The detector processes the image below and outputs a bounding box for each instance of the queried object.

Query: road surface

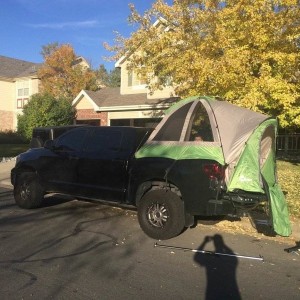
[0,187,299,299]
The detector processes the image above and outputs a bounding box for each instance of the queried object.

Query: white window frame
[17,87,30,109]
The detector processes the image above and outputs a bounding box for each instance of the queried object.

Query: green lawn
[0,144,29,158]
[277,159,300,218]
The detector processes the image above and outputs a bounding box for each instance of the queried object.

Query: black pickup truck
[11,96,291,239]
[11,125,227,240]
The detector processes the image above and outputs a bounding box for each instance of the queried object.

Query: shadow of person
[194,234,241,300]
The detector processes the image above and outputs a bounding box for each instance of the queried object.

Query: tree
[40,42,60,59]
[38,44,98,101]
[108,67,121,87]
[17,93,75,140]
[96,64,110,87]
[105,0,300,128]
[95,64,121,87]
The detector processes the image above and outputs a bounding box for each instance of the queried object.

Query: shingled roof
[82,87,178,109]
[0,55,41,79]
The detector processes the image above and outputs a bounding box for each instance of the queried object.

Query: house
[72,67,177,127]
[72,19,178,127]
[71,56,90,70]
[72,87,177,127]
[0,55,93,132]
[0,55,40,131]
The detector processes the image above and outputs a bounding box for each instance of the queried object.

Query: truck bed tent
[136,96,291,236]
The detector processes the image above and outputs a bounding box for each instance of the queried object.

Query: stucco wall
[0,80,15,130]
[0,77,40,131]
[119,61,175,99]
[76,95,95,110]
[13,77,40,130]
[0,110,14,131]
[0,80,14,111]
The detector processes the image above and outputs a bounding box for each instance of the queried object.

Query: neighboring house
[71,56,90,70]
[72,87,176,127]
[72,64,177,127]
[0,55,40,131]
[72,19,178,127]
[0,55,92,132]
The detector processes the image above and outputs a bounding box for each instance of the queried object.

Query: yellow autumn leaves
[106,0,300,128]
[38,45,98,101]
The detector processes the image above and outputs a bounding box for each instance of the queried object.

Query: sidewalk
[0,159,15,187]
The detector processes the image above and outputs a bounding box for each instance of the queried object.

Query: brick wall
[76,109,108,126]
[0,110,14,131]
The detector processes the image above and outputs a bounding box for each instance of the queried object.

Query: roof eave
[96,103,170,112]
[115,55,127,68]
[0,76,14,82]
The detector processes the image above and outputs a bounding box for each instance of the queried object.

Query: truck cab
[11,126,152,206]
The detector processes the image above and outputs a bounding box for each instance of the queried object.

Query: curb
[0,179,12,188]
[0,158,15,188]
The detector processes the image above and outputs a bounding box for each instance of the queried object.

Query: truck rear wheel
[137,189,185,240]
[14,172,44,209]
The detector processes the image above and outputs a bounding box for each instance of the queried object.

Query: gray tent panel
[206,100,268,166]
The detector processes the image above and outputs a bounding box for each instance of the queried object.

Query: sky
[0,0,162,70]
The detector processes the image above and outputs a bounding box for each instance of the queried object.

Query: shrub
[0,130,28,144]
[17,93,75,140]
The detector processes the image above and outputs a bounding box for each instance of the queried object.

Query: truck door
[76,128,129,201]
[40,127,89,194]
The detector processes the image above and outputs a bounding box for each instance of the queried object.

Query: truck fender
[135,181,194,227]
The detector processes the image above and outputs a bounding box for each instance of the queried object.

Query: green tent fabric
[227,119,277,193]
[261,149,276,186]
[268,184,292,236]
[261,142,292,236]
[135,143,225,165]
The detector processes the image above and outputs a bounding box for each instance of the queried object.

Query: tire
[137,189,185,240]
[14,172,44,209]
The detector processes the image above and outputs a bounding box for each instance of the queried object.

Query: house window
[128,71,147,87]
[128,72,133,87]
[17,88,29,108]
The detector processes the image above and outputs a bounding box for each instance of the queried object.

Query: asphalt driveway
[0,186,299,299]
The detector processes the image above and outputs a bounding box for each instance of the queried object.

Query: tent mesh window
[153,102,193,141]
[185,102,214,142]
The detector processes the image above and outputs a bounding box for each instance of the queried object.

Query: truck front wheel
[14,172,44,209]
[137,189,185,240]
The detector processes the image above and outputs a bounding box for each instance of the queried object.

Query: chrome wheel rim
[20,182,31,201]
[147,203,168,228]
